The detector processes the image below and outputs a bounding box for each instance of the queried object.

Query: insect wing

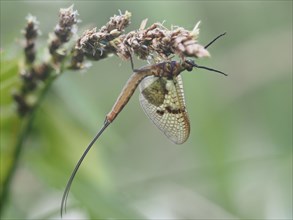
[139,75,190,144]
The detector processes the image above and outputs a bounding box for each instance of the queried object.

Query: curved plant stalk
[0,74,58,215]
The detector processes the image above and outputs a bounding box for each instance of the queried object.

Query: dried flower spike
[12,92,31,116]
[100,10,131,35]
[23,14,40,64]
[32,63,51,80]
[115,21,210,62]
[72,10,131,63]
[55,5,79,43]
[20,70,37,93]
[49,5,79,61]
[70,47,84,69]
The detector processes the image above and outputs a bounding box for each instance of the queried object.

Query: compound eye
[186,65,193,71]
[185,60,194,71]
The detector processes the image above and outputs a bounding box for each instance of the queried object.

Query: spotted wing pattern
[139,75,190,144]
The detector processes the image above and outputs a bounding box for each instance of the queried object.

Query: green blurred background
[1,1,292,219]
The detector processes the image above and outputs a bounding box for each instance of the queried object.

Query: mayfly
[61,33,227,216]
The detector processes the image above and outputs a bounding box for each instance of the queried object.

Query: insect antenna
[194,63,227,76]
[61,120,111,217]
[204,32,226,49]
[185,60,227,76]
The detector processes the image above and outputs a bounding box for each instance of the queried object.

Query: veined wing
[139,75,190,144]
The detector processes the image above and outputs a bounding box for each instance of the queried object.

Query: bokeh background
[1,1,292,219]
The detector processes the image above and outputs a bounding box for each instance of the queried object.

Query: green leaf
[0,54,22,194]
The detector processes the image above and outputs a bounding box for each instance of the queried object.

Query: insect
[61,33,227,216]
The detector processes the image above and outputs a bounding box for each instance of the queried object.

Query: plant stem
[0,74,58,216]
